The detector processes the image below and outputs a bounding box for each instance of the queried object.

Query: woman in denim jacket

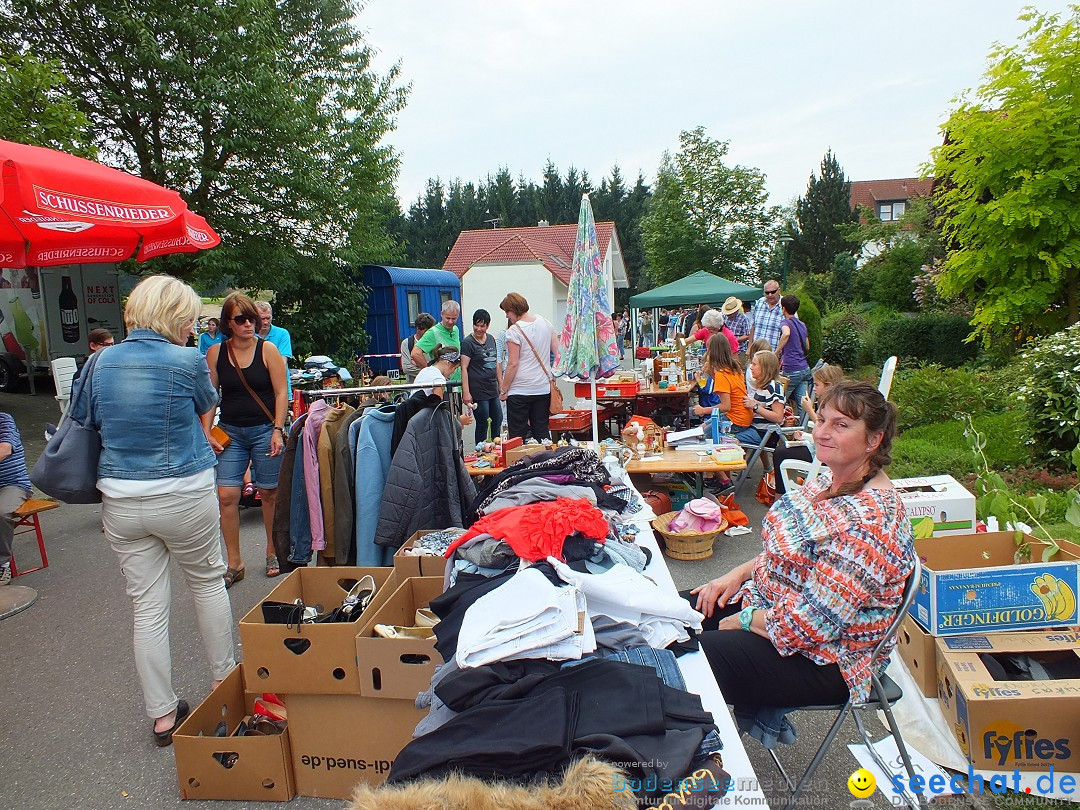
[79,275,236,746]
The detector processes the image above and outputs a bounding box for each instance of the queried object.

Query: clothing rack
[302,380,463,402]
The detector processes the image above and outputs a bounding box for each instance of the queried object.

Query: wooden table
[467,446,746,497]
[588,382,697,432]
[626,447,746,497]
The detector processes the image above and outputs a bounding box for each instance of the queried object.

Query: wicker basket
[652,510,727,561]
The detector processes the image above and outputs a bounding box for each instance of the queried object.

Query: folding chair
[732,423,784,497]
[763,557,926,809]
[51,357,78,417]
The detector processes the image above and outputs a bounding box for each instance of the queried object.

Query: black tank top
[217,338,276,426]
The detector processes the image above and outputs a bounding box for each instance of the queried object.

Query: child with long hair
[744,338,771,397]
[740,349,786,471]
[692,334,752,492]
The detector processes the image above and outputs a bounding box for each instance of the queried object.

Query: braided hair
[813,380,897,501]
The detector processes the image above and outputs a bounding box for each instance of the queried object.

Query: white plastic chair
[878,355,898,399]
[51,357,78,417]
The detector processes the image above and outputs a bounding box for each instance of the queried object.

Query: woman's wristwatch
[273,425,286,434]
[739,605,756,632]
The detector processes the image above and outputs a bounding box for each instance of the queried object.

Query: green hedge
[890,412,1030,479]
[871,314,978,367]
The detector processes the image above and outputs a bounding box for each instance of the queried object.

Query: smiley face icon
[847,768,876,798]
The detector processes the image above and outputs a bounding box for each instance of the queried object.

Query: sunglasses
[764,289,779,295]
[231,314,255,325]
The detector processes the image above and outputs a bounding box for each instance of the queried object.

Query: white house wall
[461,262,559,333]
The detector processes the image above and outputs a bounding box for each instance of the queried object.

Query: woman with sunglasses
[205,293,289,587]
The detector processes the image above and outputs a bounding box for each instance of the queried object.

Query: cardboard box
[393,530,451,579]
[174,665,295,801]
[355,577,445,699]
[661,482,694,510]
[897,614,940,698]
[284,692,424,799]
[893,474,976,537]
[935,631,1080,771]
[912,533,1080,635]
[496,436,521,466]
[504,443,548,466]
[239,567,398,695]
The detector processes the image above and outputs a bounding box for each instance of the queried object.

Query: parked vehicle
[0,264,125,391]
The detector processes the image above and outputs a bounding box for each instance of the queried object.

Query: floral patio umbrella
[554,194,620,379]
[554,194,620,446]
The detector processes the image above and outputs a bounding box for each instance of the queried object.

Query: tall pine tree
[793,149,858,275]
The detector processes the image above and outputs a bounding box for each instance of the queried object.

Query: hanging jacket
[392,391,443,457]
[376,402,476,551]
[271,414,307,574]
[354,405,398,566]
[331,408,365,564]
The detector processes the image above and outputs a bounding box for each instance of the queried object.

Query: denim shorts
[215,422,283,489]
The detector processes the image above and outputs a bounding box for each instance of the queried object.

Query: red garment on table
[445,497,609,562]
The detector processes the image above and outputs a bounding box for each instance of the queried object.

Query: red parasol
[0,139,220,267]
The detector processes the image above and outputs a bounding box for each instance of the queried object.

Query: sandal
[224,566,246,589]
[265,555,281,578]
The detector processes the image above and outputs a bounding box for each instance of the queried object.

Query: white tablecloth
[629,484,768,805]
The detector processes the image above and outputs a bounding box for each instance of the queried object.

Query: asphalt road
[0,380,979,810]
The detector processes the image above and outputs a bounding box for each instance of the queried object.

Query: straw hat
[721,296,742,316]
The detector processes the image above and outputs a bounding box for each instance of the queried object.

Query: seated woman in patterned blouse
[685,380,914,708]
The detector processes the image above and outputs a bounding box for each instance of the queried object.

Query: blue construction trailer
[360,265,462,373]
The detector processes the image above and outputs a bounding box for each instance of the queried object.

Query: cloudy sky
[359,1,1069,211]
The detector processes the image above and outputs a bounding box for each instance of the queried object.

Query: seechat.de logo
[982,729,1071,767]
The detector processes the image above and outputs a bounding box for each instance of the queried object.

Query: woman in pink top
[681,308,738,354]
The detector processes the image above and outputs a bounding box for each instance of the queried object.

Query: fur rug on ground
[348,756,636,810]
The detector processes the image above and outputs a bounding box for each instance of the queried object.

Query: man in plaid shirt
[749,280,784,349]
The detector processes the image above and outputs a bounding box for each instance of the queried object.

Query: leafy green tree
[931,6,1080,344]
[828,252,856,304]
[3,0,408,358]
[0,50,94,156]
[793,149,858,275]
[855,239,923,311]
[641,127,779,286]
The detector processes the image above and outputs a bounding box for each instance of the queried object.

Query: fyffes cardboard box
[893,474,976,537]
[912,533,1080,635]
[935,631,1080,771]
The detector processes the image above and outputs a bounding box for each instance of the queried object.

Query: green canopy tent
[629,270,763,309]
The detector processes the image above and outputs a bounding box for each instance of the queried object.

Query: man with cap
[722,296,750,356]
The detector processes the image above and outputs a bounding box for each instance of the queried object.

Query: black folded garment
[389,687,579,784]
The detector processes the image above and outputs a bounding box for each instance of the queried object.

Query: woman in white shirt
[498,292,558,441]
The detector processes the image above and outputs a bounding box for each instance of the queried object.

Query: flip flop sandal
[265,555,281,578]
[224,567,245,589]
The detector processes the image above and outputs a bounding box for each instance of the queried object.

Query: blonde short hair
[752,350,780,385]
[124,275,201,345]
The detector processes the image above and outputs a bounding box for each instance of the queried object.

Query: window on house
[878,201,907,222]
[407,291,421,326]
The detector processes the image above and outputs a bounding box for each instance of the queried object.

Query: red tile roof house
[849,177,934,261]
[443,222,628,335]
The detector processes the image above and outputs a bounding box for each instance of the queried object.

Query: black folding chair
[763,556,927,809]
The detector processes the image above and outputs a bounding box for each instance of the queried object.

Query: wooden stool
[9,498,60,577]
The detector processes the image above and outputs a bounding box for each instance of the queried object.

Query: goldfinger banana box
[935,631,1080,771]
[912,533,1080,636]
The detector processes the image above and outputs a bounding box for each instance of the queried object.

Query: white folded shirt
[455,567,595,668]
[548,557,704,647]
